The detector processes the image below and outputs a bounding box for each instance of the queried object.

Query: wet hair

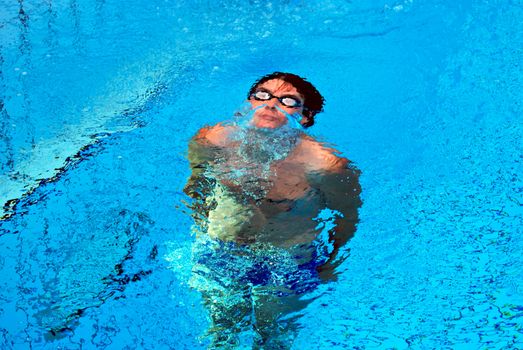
[247,72,325,128]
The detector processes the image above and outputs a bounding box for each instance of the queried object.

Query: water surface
[1,0,522,348]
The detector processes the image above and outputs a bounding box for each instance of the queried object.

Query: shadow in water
[10,208,157,340]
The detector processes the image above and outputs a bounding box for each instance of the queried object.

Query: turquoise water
[1,0,522,348]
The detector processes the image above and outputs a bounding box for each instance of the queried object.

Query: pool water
[1,0,522,348]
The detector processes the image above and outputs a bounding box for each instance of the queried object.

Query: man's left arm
[307,160,362,280]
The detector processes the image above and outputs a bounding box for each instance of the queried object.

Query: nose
[265,97,278,109]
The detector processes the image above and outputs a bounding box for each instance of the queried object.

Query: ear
[300,110,315,126]
[299,115,309,124]
[303,109,315,118]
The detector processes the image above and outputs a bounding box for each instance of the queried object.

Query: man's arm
[183,137,215,200]
[303,141,362,280]
[183,123,234,199]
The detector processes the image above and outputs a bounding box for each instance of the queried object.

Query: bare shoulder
[292,135,349,172]
[194,123,236,147]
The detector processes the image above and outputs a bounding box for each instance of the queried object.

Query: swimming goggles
[250,90,303,108]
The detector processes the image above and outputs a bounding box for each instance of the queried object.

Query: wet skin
[186,78,361,262]
[184,79,361,347]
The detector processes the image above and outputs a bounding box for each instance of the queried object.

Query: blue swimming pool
[1,0,522,348]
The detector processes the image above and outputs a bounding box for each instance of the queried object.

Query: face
[248,79,306,129]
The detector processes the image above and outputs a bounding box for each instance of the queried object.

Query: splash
[207,103,306,202]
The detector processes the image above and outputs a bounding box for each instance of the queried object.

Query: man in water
[184,72,361,349]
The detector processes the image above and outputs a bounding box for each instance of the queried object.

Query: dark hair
[247,72,325,128]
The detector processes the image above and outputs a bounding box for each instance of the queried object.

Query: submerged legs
[202,284,254,348]
[192,247,317,349]
[200,284,309,349]
[251,287,310,349]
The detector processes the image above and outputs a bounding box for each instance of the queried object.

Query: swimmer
[184,72,361,349]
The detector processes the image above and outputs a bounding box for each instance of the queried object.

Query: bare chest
[265,161,311,201]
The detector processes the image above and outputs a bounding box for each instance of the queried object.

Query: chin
[256,123,282,129]
[258,123,277,129]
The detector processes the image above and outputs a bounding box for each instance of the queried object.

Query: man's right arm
[194,123,233,147]
[184,123,235,199]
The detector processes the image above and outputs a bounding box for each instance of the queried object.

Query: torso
[195,124,346,247]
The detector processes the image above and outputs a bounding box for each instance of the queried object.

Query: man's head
[247,72,324,129]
